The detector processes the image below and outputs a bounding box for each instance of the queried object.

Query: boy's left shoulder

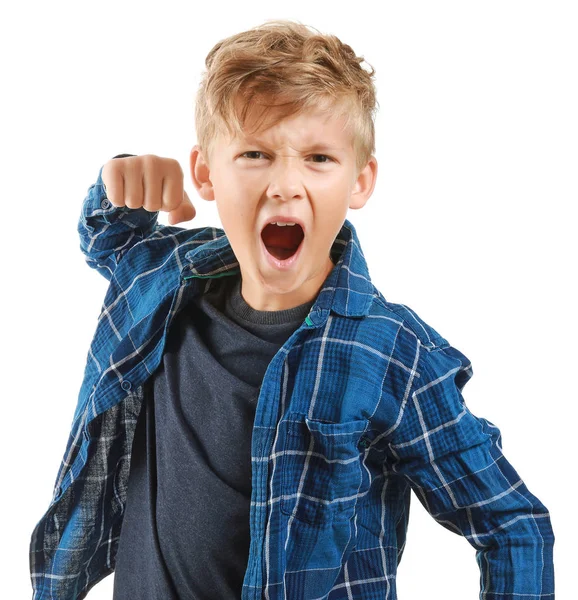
[365,287,474,391]
[368,287,450,351]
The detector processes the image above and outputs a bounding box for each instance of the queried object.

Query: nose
[266,156,306,201]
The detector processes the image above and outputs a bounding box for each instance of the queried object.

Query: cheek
[216,201,253,244]
[318,202,349,240]
[231,169,261,189]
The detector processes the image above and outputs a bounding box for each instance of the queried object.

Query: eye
[309,154,333,163]
[240,151,267,160]
[239,151,334,163]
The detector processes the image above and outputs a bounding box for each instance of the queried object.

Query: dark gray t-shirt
[112,272,315,599]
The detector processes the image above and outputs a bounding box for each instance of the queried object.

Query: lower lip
[260,231,305,271]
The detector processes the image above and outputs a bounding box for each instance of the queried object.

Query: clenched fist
[101,154,196,226]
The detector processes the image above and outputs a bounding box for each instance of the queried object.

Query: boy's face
[190,104,377,312]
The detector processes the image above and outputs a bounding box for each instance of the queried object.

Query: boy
[29,19,554,600]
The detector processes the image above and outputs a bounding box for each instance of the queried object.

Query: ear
[349,155,378,210]
[190,144,216,201]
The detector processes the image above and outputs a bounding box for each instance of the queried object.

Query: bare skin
[101,154,196,226]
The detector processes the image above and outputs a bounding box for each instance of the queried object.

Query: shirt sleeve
[386,342,555,598]
[77,153,161,281]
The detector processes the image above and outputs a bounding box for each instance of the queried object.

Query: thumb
[168,191,196,225]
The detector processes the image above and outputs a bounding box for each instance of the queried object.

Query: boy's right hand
[101,154,196,226]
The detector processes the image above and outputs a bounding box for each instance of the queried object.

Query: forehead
[225,105,354,151]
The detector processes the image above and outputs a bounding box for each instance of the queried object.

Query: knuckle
[125,195,140,208]
[146,194,162,211]
[163,157,183,180]
[172,159,184,178]
[163,196,180,212]
[140,153,158,168]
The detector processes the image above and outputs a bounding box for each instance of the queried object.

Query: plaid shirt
[29,162,555,600]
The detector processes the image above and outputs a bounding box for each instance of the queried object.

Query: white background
[1,1,576,598]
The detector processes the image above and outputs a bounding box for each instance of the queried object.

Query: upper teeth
[272,221,296,226]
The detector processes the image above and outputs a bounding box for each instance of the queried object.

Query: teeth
[272,221,296,226]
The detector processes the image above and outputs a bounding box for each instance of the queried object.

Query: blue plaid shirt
[29,162,555,599]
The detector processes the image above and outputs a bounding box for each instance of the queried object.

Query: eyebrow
[239,138,345,153]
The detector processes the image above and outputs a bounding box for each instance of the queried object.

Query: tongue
[261,223,303,250]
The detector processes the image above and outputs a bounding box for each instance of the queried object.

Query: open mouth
[261,222,305,261]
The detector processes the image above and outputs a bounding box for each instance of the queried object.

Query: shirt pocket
[279,415,370,526]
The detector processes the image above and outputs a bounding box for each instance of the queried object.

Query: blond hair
[194,19,378,176]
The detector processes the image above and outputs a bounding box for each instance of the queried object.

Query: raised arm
[386,342,555,598]
[77,153,195,281]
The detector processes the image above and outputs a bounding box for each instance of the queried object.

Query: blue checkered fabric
[29,163,555,599]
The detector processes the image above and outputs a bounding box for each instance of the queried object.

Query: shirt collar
[183,218,374,318]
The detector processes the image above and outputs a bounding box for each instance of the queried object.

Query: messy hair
[194,19,378,175]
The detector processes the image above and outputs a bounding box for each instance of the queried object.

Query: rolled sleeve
[77,155,160,280]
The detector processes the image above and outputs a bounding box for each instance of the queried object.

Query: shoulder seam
[371,294,448,351]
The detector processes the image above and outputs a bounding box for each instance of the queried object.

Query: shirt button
[101,198,111,209]
[121,380,132,391]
